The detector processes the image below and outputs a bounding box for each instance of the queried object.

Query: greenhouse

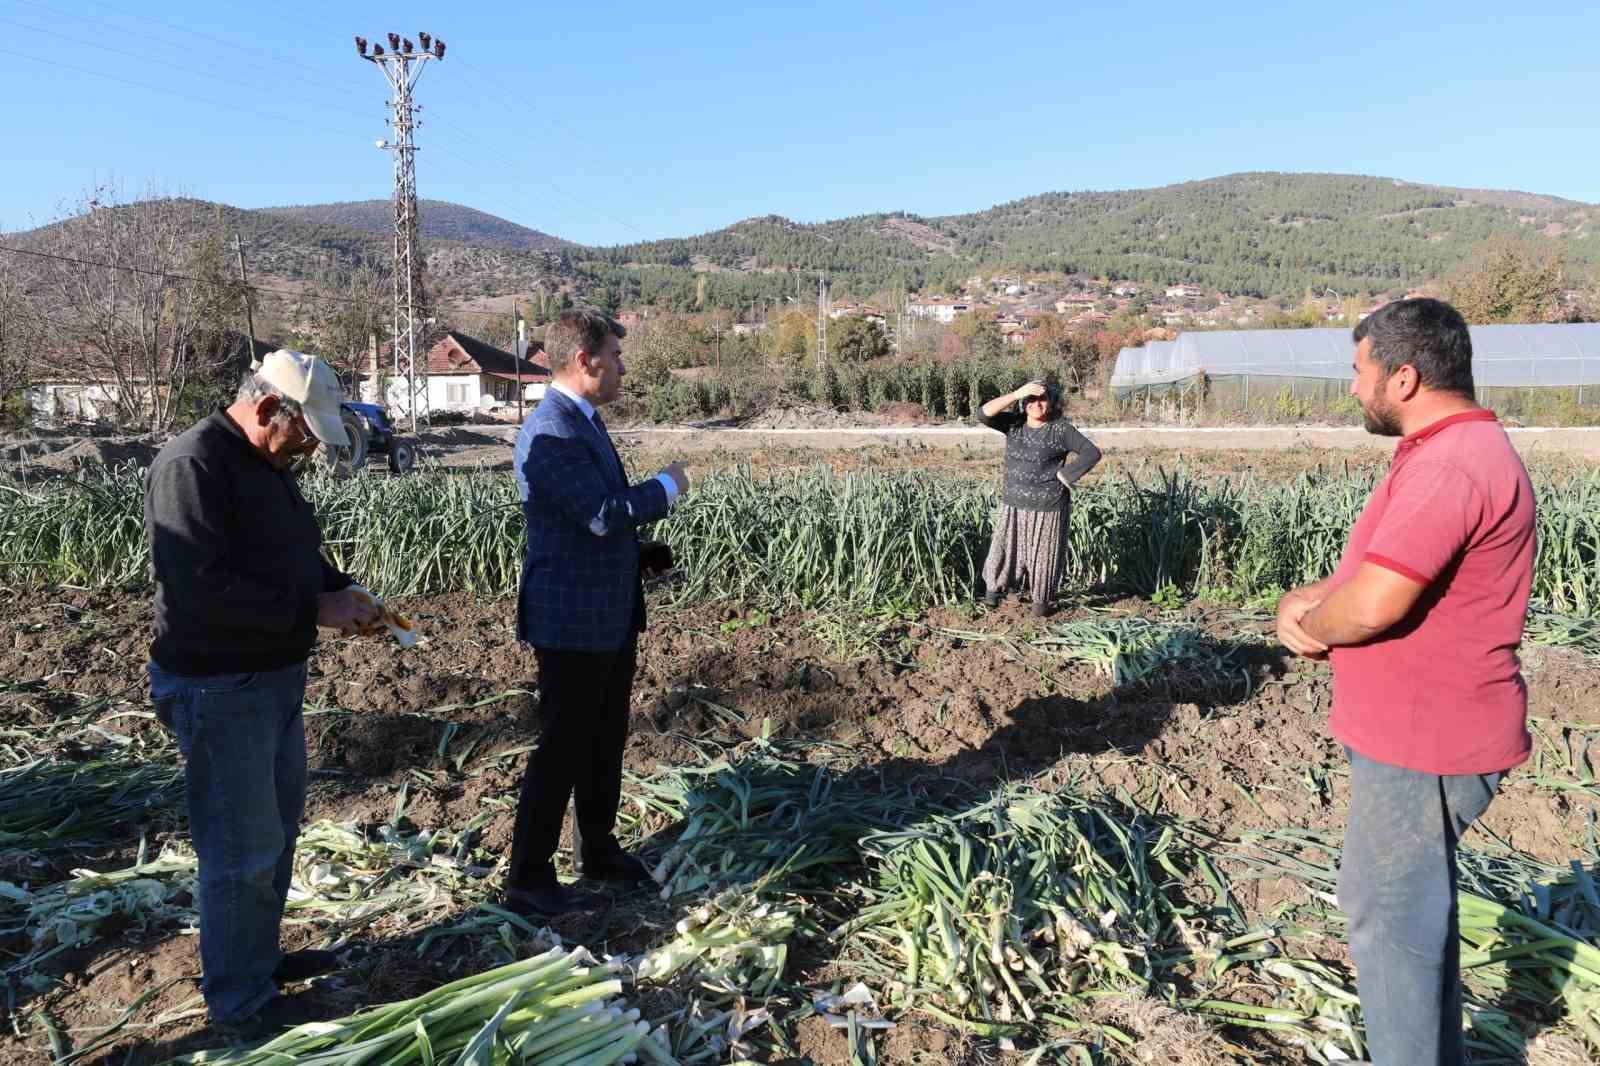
[1111,323,1600,416]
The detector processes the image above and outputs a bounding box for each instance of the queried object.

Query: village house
[906,298,971,324]
[366,331,549,412]
[1053,293,1100,314]
[23,332,275,427]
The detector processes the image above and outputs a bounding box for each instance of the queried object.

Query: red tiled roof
[422,331,547,380]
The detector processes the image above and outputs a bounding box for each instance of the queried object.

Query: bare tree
[33,187,247,431]
[288,263,391,385]
[0,249,44,423]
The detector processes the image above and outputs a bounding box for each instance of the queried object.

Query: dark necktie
[590,412,624,485]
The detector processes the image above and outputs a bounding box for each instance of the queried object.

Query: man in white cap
[144,350,381,1029]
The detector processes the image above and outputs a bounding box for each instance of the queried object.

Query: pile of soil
[738,403,894,430]
[1,435,164,478]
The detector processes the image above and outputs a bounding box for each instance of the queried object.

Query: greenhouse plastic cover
[1110,324,1600,388]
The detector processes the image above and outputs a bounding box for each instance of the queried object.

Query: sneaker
[983,591,1001,608]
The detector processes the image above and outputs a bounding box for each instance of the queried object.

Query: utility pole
[816,271,829,368]
[355,30,445,433]
[514,297,526,424]
[234,235,260,369]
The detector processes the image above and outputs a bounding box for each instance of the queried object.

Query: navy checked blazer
[514,389,670,652]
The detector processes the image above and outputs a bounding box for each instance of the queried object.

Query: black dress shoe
[213,993,317,1038]
[578,848,653,884]
[501,880,601,918]
[272,948,339,985]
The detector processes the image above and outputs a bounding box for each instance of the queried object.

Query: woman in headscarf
[977,381,1101,616]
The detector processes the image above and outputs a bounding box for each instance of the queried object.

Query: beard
[1362,395,1402,437]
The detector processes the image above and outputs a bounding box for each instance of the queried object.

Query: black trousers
[506,638,637,890]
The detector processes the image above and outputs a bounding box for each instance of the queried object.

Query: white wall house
[24,382,127,425]
[906,299,971,324]
[22,334,272,428]
[365,331,548,414]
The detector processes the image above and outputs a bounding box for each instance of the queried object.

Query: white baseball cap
[256,350,350,448]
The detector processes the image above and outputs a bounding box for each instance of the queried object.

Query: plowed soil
[4,585,1598,1064]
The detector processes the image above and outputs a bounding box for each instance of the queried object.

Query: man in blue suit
[505,307,689,916]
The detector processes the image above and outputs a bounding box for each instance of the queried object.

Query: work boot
[272,948,339,985]
[212,994,317,1041]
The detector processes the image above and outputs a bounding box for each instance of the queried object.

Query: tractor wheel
[341,411,369,470]
[387,438,417,474]
[314,411,368,478]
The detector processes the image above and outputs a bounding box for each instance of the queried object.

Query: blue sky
[3,0,1597,246]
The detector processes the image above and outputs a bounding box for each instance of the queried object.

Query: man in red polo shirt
[1276,298,1535,1066]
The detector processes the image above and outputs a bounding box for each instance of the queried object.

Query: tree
[289,264,390,385]
[0,251,43,423]
[629,317,703,387]
[1024,313,1096,388]
[764,307,815,366]
[828,315,890,362]
[33,189,248,431]
[1444,236,1564,324]
[968,318,1006,361]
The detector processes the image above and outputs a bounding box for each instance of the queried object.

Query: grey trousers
[1338,747,1502,1066]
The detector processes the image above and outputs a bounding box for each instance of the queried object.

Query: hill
[587,172,1600,305]
[9,174,1597,315]
[7,198,578,301]
[254,199,570,253]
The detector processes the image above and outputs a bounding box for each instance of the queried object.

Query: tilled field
[4,583,1598,1064]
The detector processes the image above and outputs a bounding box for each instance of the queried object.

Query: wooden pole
[235,235,260,369]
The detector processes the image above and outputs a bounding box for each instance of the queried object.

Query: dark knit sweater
[977,409,1102,511]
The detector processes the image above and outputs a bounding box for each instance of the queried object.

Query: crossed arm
[1276,564,1427,658]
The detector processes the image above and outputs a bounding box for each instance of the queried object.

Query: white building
[906,299,971,324]
[366,331,549,413]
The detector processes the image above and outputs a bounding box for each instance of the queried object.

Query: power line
[11,0,371,100]
[0,15,377,124]
[8,5,655,246]
[0,47,364,142]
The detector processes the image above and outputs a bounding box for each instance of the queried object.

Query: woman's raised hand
[1016,381,1048,400]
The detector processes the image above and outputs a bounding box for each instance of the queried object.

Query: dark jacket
[514,389,670,652]
[978,409,1102,511]
[144,409,351,676]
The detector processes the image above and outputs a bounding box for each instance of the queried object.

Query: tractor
[319,402,417,475]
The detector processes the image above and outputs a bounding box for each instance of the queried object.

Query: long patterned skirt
[981,503,1070,604]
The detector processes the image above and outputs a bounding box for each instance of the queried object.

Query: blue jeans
[1338,747,1502,1066]
[149,660,308,1022]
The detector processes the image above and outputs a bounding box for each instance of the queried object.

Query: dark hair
[1351,298,1474,398]
[545,307,626,373]
[1015,382,1061,420]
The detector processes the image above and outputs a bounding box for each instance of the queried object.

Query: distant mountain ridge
[592,172,1599,302]
[10,174,1597,309]
[254,199,570,253]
